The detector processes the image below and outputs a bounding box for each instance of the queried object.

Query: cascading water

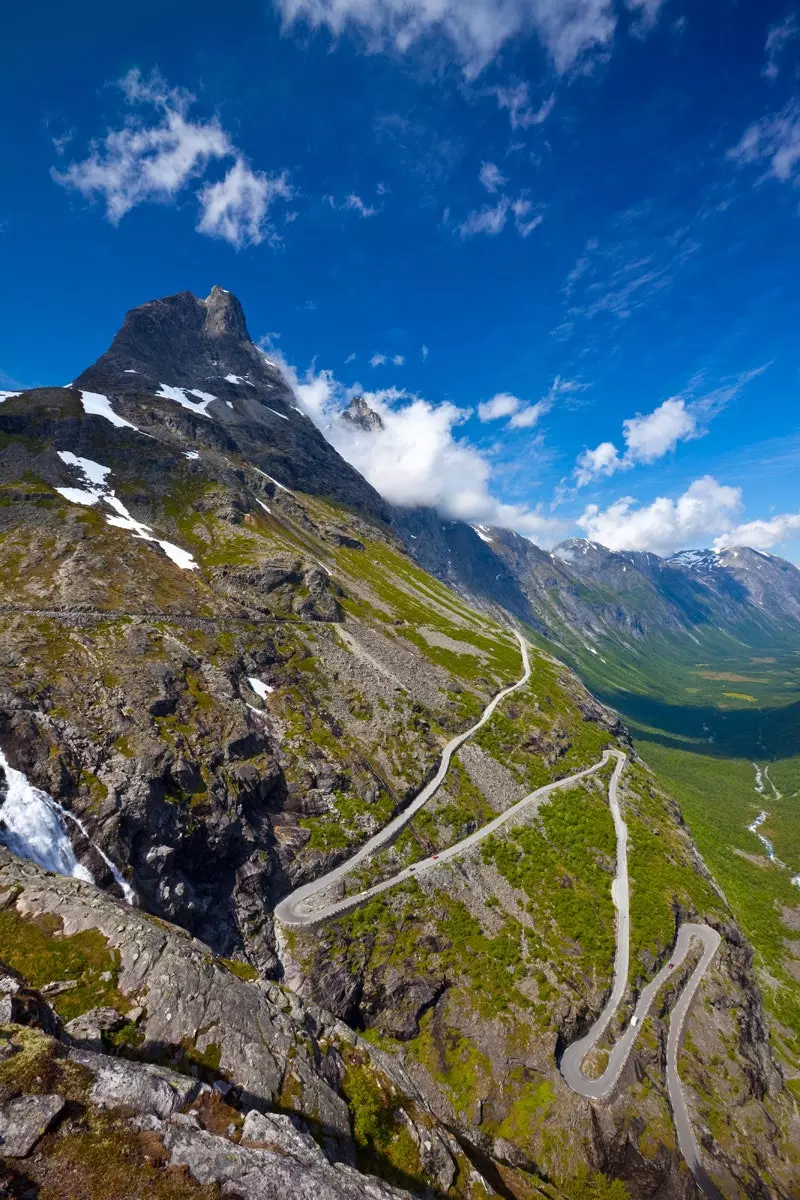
[0,747,135,903]
[749,762,800,889]
[0,748,94,882]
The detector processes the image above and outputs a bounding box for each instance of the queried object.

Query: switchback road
[275,635,723,1197]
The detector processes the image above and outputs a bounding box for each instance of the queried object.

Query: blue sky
[2,0,799,558]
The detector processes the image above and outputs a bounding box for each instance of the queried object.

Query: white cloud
[575,397,701,485]
[345,352,356,363]
[574,369,765,486]
[275,0,616,76]
[579,476,743,555]
[728,100,800,184]
[493,83,554,130]
[421,344,429,361]
[575,440,620,485]
[478,391,550,429]
[370,353,387,366]
[198,161,292,247]
[270,350,565,541]
[392,354,405,366]
[509,400,548,428]
[52,69,290,246]
[714,511,800,551]
[764,15,799,80]
[622,396,696,463]
[479,161,506,193]
[478,392,520,421]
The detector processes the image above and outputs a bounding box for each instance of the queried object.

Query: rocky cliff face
[0,849,476,1198]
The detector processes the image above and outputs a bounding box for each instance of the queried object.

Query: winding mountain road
[275,634,723,1198]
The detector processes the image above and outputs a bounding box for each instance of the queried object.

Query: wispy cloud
[459,175,543,239]
[459,197,510,237]
[341,192,378,217]
[763,14,799,80]
[479,161,506,193]
[626,0,669,34]
[555,219,700,338]
[728,100,800,185]
[51,128,75,156]
[492,83,554,130]
[52,69,291,247]
[275,0,617,76]
[370,353,387,367]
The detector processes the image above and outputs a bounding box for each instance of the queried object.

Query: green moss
[0,908,128,1022]
[410,1009,492,1117]
[81,770,109,813]
[218,956,260,982]
[492,1076,555,1143]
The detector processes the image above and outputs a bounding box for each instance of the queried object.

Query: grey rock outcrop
[145,1112,411,1199]
[0,1094,64,1157]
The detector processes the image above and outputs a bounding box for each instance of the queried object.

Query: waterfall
[0,747,135,903]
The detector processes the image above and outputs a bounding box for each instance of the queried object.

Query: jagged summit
[76,285,267,393]
[340,394,384,432]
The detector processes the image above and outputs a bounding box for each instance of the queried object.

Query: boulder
[0,1094,64,1157]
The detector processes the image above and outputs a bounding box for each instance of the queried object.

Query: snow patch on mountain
[80,390,142,432]
[56,452,199,571]
[156,383,218,418]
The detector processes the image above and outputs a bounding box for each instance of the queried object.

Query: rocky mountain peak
[75,285,264,393]
[340,395,384,432]
[202,284,250,340]
[552,537,615,566]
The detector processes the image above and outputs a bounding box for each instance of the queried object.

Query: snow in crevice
[224,374,253,385]
[256,499,272,515]
[184,451,200,461]
[156,384,217,418]
[56,453,199,571]
[79,390,143,433]
[252,466,292,493]
[248,677,274,700]
[266,407,289,421]
[470,524,493,544]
